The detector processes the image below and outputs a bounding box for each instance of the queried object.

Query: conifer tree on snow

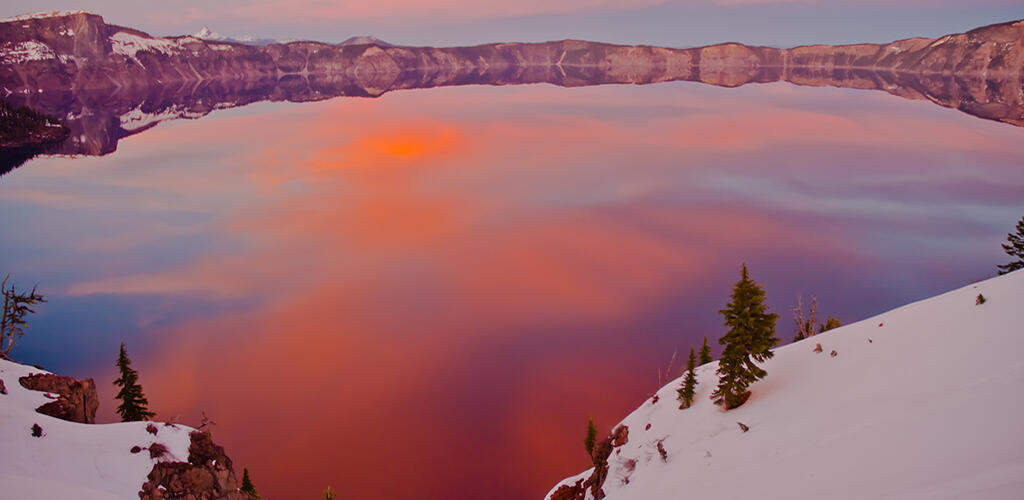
[711,264,779,410]
[584,417,597,458]
[998,216,1024,275]
[113,343,155,422]
[240,468,260,498]
[699,335,712,365]
[677,347,698,409]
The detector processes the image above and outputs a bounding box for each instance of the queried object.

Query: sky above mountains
[2,1,1023,47]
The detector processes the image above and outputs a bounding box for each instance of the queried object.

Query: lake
[2,78,1023,499]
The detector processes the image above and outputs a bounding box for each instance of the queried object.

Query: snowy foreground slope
[0,360,195,499]
[548,270,1024,500]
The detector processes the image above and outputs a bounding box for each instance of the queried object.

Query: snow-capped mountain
[192,26,288,46]
[339,35,393,47]
[547,270,1024,500]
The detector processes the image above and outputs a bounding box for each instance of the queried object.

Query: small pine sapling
[240,468,260,498]
[31,423,42,437]
[584,418,597,458]
[819,316,841,333]
[324,486,337,500]
[677,347,698,409]
[976,293,986,305]
[699,335,712,365]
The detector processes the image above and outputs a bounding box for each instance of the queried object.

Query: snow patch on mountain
[547,270,1024,500]
[110,31,187,58]
[0,358,196,499]
[0,11,87,23]
[0,41,58,63]
[119,105,211,131]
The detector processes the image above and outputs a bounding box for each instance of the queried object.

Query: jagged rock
[0,378,6,395]
[18,373,98,423]
[550,479,586,500]
[611,425,629,447]
[139,430,252,500]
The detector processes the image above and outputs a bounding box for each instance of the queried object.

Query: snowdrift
[548,270,1024,500]
[0,359,195,499]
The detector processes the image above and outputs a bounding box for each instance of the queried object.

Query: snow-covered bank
[0,358,193,499]
[548,270,1024,500]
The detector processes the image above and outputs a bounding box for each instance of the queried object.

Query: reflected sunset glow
[2,81,1023,499]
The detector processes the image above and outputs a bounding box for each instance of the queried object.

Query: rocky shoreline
[0,13,1021,161]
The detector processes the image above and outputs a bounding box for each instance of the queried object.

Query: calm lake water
[2,80,1023,499]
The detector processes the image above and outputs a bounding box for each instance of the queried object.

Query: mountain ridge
[0,12,1022,161]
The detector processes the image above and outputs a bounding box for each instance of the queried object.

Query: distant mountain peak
[192,26,283,46]
[340,35,393,47]
[194,26,217,39]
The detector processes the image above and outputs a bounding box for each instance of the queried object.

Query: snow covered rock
[546,270,1024,500]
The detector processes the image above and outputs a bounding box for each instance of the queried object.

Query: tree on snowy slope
[711,264,779,410]
[240,468,259,498]
[699,335,712,365]
[677,347,698,409]
[998,216,1024,275]
[113,343,155,421]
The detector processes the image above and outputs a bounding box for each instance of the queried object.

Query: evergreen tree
[818,317,841,333]
[583,417,597,458]
[998,216,1024,275]
[677,347,698,409]
[240,468,259,498]
[710,264,779,410]
[324,486,337,500]
[699,335,712,365]
[113,343,155,422]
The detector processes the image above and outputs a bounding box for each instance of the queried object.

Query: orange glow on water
[30,83,1023,500]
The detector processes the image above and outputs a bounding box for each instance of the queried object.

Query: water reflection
[2,82,1023,499]
[4,57,1023,172]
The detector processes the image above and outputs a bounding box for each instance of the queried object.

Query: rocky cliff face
[18,372,99,424]
[140,430,251,500]
[1,12,1022,159]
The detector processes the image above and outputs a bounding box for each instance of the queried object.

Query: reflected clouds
[4,81,1023,499]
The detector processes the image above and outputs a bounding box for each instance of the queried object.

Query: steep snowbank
[0,359,195,499]
[548,270,1024,500]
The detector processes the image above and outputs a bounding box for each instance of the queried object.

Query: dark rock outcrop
[550,479,587,500]
[1,13,1022,163]
[18,372,99,424]
[140,430,253,500]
